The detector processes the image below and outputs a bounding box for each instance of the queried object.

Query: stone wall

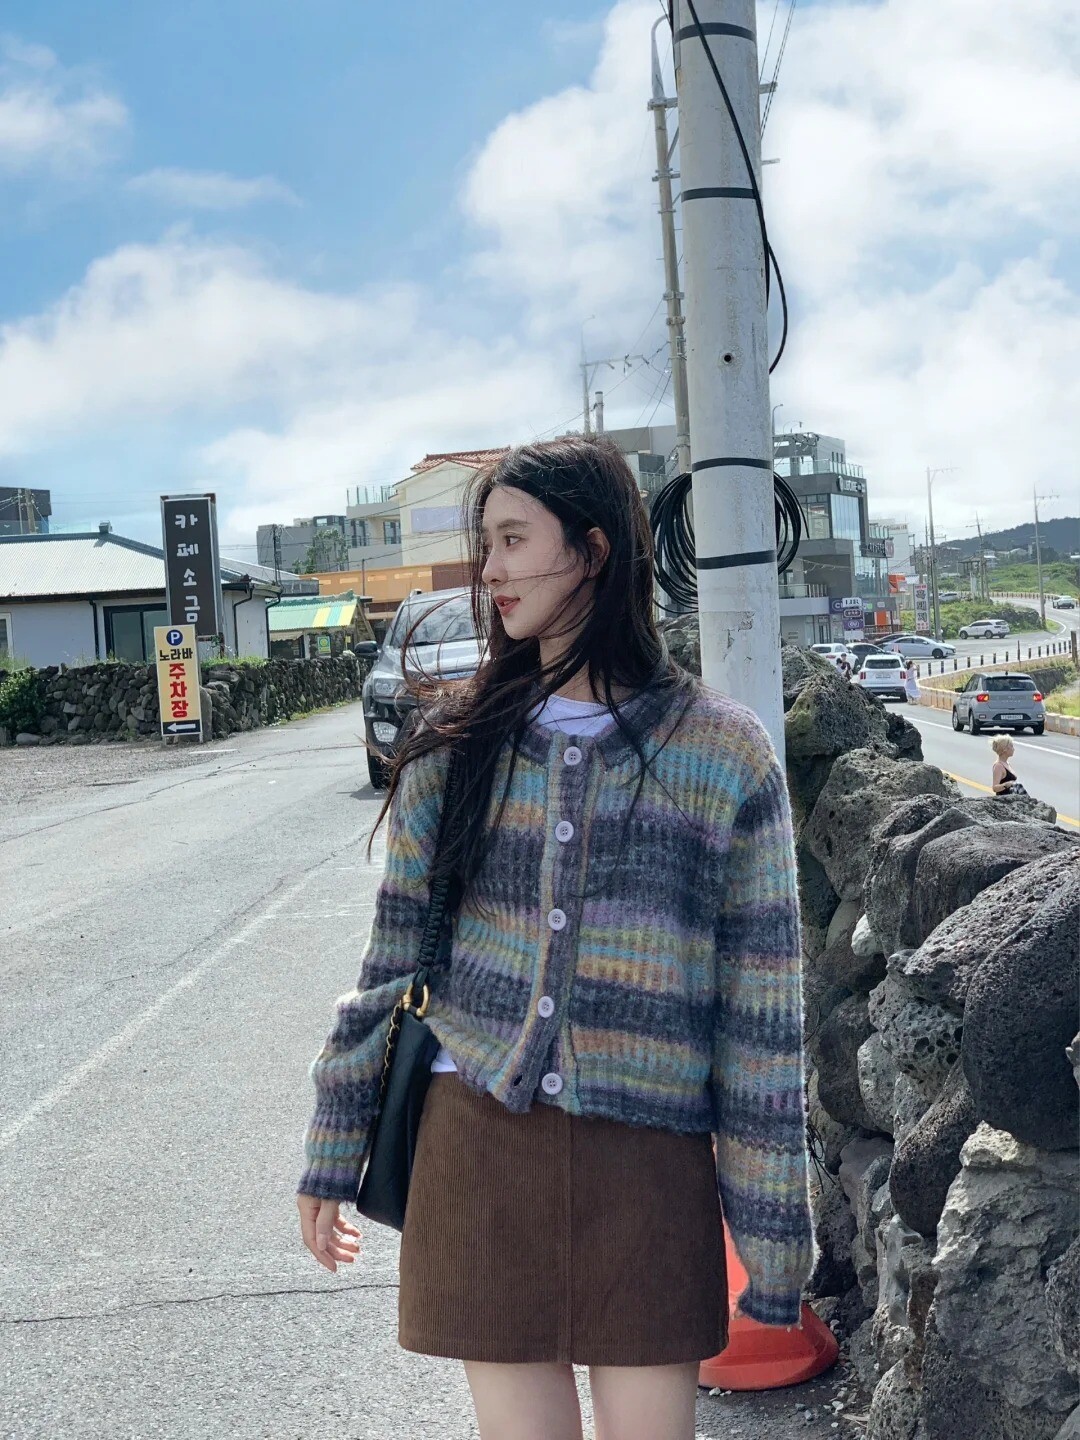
[0,655,370,745]
[660,623,1080,1440]
[782,649,1080,1440]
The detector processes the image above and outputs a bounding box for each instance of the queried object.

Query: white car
[853,653,909,701]
[1054,595,1077,610]
[884,633,956,660]
[810,643,859,671]
[958,618,1011,639]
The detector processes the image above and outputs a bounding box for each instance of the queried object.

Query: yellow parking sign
[154,625,204,741]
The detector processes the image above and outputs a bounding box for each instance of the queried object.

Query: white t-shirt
[430,693,616,1075]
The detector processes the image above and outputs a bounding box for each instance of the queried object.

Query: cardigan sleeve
[297,745,449,1200]
[712,753,817,1326]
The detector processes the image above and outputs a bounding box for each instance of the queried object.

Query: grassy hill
[986,561,1079,597]
[947,516,1080,559]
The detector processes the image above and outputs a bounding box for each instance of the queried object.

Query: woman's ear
[584,526,610,577]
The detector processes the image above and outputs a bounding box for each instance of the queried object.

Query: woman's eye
[505,534,521,547]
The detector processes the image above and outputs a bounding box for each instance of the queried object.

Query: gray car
[361,588,482,787]
[951,671,1045,736]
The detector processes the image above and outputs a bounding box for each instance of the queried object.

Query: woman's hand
[296,1195,362,1273]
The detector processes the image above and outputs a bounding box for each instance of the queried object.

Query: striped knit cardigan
[300,673,816,1326]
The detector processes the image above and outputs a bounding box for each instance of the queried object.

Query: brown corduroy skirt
[398,1074,729,1367]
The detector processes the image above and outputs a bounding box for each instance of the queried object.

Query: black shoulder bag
[356,748,462,1231]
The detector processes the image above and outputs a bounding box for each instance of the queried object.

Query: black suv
[361,589,482,788]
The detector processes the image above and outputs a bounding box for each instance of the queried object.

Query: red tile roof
[410,448,510,475]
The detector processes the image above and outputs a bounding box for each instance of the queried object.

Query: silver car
[885,633,956,661]
[951,672,1045,736]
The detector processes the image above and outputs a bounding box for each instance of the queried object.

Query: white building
[0,526,294,668]
[873,516,915,576]
[396,449,509,569]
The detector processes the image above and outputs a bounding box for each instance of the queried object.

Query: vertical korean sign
[154,625,204,740]
[914,584,930,634]
[161,494,223,645]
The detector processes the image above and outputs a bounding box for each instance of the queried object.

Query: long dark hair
[374,435,692,899]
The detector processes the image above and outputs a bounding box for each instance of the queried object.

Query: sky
[0,0,1077,561]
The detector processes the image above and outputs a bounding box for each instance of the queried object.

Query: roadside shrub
[0,667,46,735]
[899,600,1049,638]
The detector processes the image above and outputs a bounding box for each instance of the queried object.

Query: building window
[830,494,862,544]
[804,501,831,540]
[350,519,369,548]
[383,519,402,545]
[0,612,11,661]
[103,604,169,663]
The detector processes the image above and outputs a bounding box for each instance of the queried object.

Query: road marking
[0,837,365,1155]
[943,770,1079,828]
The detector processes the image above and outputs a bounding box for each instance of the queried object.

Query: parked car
[951,672,1045,735]
[853,653,909,701]
[883,633,956,660]
[361,588,482,788]
[1053,594,1077,610]
[958,618,1011,639]
[939,591,960,604]
[810,642,859,670]
[849,642,889,665]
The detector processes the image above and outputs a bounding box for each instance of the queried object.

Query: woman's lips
[495,597,519,615]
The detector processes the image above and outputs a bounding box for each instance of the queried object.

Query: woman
[296,437,814,1440]
[990,735,1027,795]
[904,664,921,704]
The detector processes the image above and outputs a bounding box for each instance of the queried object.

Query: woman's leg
[589,1363,700,1440]
[465,1361,583,1440]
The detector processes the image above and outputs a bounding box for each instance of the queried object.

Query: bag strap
[404,746,463,1010]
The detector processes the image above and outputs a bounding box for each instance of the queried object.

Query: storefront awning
[268,597,358,633]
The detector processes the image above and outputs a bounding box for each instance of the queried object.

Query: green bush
[943,600,1049,637]
[0,667,46,735]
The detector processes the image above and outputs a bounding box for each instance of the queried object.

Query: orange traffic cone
[698,1223,838,1391]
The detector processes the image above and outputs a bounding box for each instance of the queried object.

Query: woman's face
[480,484,606,645]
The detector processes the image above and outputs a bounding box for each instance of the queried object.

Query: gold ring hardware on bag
[402,982,431,1019]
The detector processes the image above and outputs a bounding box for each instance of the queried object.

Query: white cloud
[0,234,408,445]
[462,0,661,329]
[126,167,300,210]
[0,37,127,173]
[2,1,1078,547]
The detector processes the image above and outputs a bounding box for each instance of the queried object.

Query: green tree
[301,527,348,573]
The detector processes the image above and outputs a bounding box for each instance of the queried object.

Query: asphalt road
[0,703,853,1440]
[901,599,1079,827]
[904,705,1080,829]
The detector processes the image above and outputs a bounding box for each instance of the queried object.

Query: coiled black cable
[651,469,804,612]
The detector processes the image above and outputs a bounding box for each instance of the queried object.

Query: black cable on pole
[682,0,788,374]
[651,0,801,609]
[651,468,804,612]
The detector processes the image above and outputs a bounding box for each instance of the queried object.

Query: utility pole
[650,19,691,476]
[674,0,783,750]
[16,488,37,534]
[271,524,282,586]
[580,350,652,438]
[594,391,605,434]
[926,469,940,639]
[581,331,593,436]
[925,467,956,638]
[967,513,987,602]
[1032,488,1057,626]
